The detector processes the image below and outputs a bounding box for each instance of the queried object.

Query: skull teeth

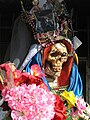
[53,66,62,71]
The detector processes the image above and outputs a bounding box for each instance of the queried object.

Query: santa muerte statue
[0,0,90,120]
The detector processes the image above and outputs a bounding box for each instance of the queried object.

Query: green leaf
[66,116,73,120]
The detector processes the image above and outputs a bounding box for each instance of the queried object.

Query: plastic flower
[71,97,87,118]
[0,62,15,89]
[14,71,30,86]
[13,71,47,89]
[53,96,67,120]
[76,97,86,114]
[31,64,45,77]
[60,90,76,108]
[5,84,56,120]
[14,64,46,87]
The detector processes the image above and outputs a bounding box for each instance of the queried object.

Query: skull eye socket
[50,51,60,57]
[50,52,68,57]
[61,52,68,57]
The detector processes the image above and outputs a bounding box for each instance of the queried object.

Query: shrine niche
[0,0,90,120]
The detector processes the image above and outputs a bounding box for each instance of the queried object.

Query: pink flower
[5,84,56,120]
[76,97,86,113]
[31,64,45,77]
[71,97,86,117]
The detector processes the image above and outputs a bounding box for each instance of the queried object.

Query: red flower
[14,71,29,86]
[14,70,47,90]
[52,95,67,120]
[0,62,15,89]
[0,83,3,90]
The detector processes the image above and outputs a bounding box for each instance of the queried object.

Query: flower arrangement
[0,62,90,120]
[5,84,55,120]
[60,90,90,120]
[0,62,66,120]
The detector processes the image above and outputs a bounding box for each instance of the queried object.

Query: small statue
[44,42,68,90]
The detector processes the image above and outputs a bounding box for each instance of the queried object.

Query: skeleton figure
[44,42,69,90]
[19,0,82,96]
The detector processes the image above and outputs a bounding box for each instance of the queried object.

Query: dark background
[0,0,90,99]
[0,0,90,61]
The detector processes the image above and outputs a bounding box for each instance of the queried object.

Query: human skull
[45,42,68,79]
